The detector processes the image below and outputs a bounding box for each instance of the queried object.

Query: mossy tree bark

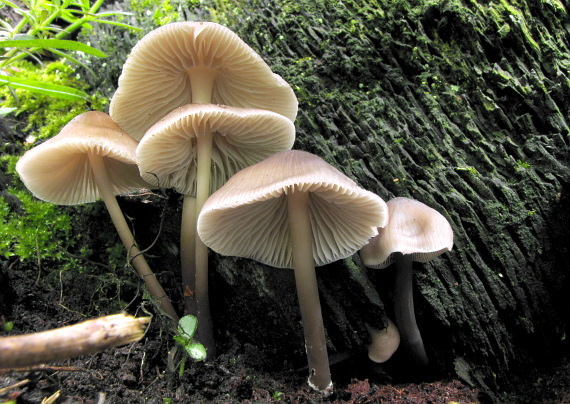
[203,0,569,398]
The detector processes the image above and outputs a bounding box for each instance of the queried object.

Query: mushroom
[360,197,454,366]
[16,111,178,321]
[110,21,297,350]
[197,150,388,393]
[366,318,400,363]
[109,21,298,141]
[137,104,295,354]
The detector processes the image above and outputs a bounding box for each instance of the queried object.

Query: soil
[1,258,569,404]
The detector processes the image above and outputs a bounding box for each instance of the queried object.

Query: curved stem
[394,253,427,366]
[287,189,332,394]
[88,153,178,322]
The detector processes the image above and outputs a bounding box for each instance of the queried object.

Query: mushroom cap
[366,318,400,363]
[360,197,454,269]
[136,104,296,194]
[109,21,298,140]
[197,150,388,268]
[16,111,151,205]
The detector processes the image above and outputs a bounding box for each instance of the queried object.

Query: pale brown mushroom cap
[366,318,400,363]
[109,21,298,140]
[197,150,388,268]
[136,104,295,194]
[360,197,454,269]
[16,111,150,205]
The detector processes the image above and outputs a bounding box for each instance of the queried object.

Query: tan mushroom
[360,197,454,366]
[197,150,388,393]
[110,21,298,141]
[16,111,178,321]
[137,104,295,355]
[366,318,400,363]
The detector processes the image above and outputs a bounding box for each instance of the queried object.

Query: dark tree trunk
[201,0,570,399]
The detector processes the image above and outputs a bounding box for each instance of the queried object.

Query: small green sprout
[173,315,207,366]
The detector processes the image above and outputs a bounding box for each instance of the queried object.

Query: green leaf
[0,38,106,57]
[89,18,141,31]
[184,342,207,361]
[1,0,22,10]
[0,75,88,101]
[173,335,189,346]
[178,315,198,338]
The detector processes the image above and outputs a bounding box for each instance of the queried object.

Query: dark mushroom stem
[87,152,179,322]
[286,188,332,394]
[393,252,428,366]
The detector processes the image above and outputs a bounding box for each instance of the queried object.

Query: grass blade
[0,38,106,57]
[0,75,89,101]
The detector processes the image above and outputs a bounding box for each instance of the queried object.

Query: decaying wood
[0,314,149,369]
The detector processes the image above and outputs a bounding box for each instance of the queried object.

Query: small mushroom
[137,104,295,354]
[366,318,400,363]
[197,150,388,393]
[16,111,178,321]
[360,197,453,366]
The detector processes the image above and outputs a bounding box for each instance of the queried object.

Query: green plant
[173,315,207,376]
[0,0,139,103]
[0,59,107,142]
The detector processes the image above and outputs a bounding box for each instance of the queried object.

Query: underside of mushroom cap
[136,104,296,194]
[16,111,151,205]
[110,21,298,140]
[360,197,454,269]
[197,150,388,268]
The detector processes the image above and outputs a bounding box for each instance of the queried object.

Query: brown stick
[0,314,149,369]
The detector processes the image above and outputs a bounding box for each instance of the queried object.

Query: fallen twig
[0,313,150,369]
[0,379,30,394]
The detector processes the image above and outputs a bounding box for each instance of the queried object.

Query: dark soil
[0,258,568,404]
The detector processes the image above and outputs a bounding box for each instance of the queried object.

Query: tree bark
[203,0,570,399]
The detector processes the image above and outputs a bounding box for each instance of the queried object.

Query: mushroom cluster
[109,21,298,356]
[14,20,455,395]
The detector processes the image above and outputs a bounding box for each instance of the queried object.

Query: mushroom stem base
[394,252,427,366]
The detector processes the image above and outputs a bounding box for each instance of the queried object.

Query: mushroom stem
[178,67,217,355]
[188,67,217,104]
[87,153,179,321]
[286,189,332,394]
[180,195,197,314]
[394,252,428,366]
[193,127,215,357]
